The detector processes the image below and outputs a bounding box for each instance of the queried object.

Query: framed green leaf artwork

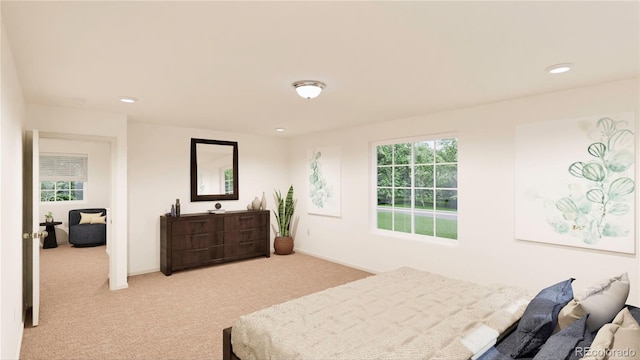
[515,113,635,254]
[307,147,341,217]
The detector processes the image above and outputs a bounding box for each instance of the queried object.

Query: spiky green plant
[274,185,295,237]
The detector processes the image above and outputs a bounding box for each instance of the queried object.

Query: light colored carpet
[20,245,371,360]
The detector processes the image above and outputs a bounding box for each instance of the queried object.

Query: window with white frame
[374,136,458,239]
[40,154,87,202]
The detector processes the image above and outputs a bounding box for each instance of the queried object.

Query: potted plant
[273,185,295,255]
[45,211,53,222]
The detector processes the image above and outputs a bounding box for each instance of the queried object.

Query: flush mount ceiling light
[545,63,572,74]
[292,80,326,99]
[275,128,285,132]
[119,96,137,103]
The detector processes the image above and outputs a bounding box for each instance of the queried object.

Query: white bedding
[231,267,532,360]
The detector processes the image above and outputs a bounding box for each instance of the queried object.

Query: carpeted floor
[20,245,371,359]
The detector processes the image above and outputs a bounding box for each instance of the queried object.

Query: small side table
[39,221,62,249]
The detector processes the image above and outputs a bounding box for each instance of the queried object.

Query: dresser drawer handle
[190,234,208,238]
[189,220,208,224]
[239,242,254,247]
[238,216,255,220]
[239,229,253,233]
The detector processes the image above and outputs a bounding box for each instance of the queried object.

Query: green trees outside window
[376,138,458,239]
[224,168,234,194]
[40,181,84,202]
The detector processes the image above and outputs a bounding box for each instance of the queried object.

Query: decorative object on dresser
[247,193,267,211]
[208,202,226,214]
[160,210,270,276]
[273,185,295,255]
[251,196,261,210]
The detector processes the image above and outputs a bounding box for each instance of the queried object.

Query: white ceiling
[2,1,638,137]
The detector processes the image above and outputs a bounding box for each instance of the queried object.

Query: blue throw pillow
[567,319,595,360]
[511,278,574,358]
[533,315,589,360]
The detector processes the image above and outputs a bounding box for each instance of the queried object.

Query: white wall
[1,20,26,359]
[289,79,640,306]
[38,138,111,244]
[127,122,289,275]
[26,105,128,290]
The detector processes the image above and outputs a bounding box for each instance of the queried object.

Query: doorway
[23,130,128,326]
[24,133,112,326]
[38,136,112,249]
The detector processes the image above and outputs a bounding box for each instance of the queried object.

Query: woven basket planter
[274,236,294,255]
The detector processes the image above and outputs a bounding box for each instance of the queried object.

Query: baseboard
[127,268,159,277]
[294,249,379,275]
[109,282,129,291]
[107,273,129,291]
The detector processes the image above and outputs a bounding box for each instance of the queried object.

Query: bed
[223,267,532,360]
[222,269,637,360]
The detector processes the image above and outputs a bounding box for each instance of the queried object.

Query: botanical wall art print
[515,113,635,254]
[307,146,341,217]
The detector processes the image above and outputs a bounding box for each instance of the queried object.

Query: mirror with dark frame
[190,138,239,201]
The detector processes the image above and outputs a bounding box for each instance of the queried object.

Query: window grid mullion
[432,151,437,235]
[390,146,395,232]
[410,143,415,235]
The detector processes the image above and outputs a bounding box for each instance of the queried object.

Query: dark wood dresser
[160,210,270,276]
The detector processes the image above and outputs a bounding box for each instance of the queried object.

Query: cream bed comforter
[231,267,532,360]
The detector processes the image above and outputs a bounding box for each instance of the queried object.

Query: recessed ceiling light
[546,63,572,74]
[119,96,137,103]
[275,128,285,132]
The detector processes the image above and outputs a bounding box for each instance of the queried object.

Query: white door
[23,129,40,326]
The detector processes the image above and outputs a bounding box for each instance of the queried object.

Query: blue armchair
[68,208,107,247]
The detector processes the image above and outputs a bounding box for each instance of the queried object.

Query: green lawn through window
[377,211,457,239]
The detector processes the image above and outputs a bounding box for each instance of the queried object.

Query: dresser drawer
[224,214,267,229]
[224,241,265,258]
[224,227,266,244]
[172,232,223,251]
[172,248,209,268]
[171,217,222,236]
[172,246,224,268]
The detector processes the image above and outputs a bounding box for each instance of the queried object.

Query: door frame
[37,131,128,291]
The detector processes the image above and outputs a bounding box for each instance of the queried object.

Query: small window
[40,154,87,202]
[374,136,458,240]
[40,181,85,202]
